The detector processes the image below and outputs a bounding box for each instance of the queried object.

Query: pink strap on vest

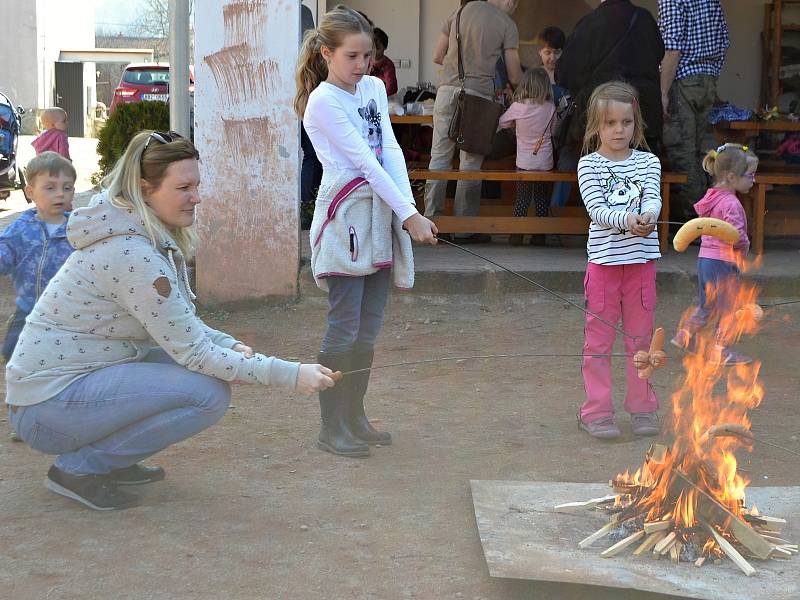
[312,177,368,248]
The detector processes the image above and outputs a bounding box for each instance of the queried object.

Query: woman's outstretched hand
[232,343,254,358]
[297,363,336,395]
[403,213,438,245]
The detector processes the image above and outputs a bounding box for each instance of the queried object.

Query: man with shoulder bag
[424,0,521,243]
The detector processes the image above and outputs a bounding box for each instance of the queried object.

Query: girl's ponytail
[294,30,328,119]
[293,5,373,119]
[701,147,719,176]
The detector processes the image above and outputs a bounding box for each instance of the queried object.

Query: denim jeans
[320,268,391,354]
[686,257,740,332]
[2,308,29,361]
[9,349,231,476]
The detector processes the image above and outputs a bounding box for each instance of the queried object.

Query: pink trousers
[580,261,659,424]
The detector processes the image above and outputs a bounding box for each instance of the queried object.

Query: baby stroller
[0,91,25,201]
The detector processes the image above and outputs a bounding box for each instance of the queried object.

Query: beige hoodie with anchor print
[5,193,300,406]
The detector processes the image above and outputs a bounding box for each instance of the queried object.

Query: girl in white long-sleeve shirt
[295,5,438,459]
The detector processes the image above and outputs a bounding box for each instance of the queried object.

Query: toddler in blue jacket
[0,151,75,361]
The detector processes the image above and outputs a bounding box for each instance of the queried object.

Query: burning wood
[558,260,793,575]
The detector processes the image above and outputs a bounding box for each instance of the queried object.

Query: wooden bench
[750,173,800,254]
[408,168,687,253]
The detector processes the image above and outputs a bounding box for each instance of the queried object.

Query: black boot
[349,348,392,445]
[317,351,370,458]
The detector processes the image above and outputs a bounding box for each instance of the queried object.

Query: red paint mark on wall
[222,0,268,47]
[203,44,278,108]
[221,116,276,163]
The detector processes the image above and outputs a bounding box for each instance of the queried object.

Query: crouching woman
[5,131,335,511]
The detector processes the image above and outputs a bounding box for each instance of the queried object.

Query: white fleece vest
[310,172,414,292]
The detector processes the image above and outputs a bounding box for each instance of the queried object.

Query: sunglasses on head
[142,130,184,156]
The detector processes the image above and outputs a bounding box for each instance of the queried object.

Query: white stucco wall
[419,0,459,87]
[36,0,96,114]
[0,2,39,109]
[194,0,300,301]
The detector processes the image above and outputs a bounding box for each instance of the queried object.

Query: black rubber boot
[349,348,392,445]
[317,351,370,458]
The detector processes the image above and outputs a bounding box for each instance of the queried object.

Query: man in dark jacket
[555,0,664,157]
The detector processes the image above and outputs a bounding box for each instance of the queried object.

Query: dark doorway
[54,61,84,137]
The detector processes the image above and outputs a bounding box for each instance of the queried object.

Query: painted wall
[419,0,459,86]
[194,0,300,302]
[36,0,97,132]
[0,2,38,109]
[0,0,95,121]
[340,0,422,90]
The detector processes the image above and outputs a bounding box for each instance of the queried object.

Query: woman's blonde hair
[294,5,373,118]
[702,143,758,183]
[582,81,648,155]
[101,130,200,257]
[513,67,553,104]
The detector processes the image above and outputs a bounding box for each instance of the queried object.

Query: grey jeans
[9,349,231,476]
[320,268,391,354]
[423,85,488,219]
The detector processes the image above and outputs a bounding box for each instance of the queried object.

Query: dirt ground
[2,289,798,600]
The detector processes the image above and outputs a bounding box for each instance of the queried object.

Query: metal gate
[54,62,84,137]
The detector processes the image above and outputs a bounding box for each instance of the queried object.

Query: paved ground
[2,136,799,598]
[2,289,799,599]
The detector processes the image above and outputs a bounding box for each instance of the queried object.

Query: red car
[109,63,195,113]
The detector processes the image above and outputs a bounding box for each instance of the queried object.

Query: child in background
[370,27,398,97]
[0,152,75,362]
[538,26,566,106]
[498,67,555,245]
[32,107,71,161]
[576,81,662,440]
[671,143,755,366]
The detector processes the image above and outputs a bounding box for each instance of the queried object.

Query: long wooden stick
[601,530,646,558]
[633,530,666,556]
[702,521,756,577]
[578,520,618,549]
[554,494,618,513]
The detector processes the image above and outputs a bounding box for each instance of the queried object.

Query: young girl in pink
[295,6,438,458]
[671,143,755,366]
[576,81,661,440]
[498,67,555,245]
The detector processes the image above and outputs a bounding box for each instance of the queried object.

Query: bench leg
[753,183,766,255]
[659,182,670,254]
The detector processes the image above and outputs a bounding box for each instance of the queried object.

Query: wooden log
[601,530,646,558]
[702,521,756,577]
[671,469,773,560]
[758,533,795,546]
[670,541,683,562]
[771,546,793,557]
[578,520,618,549]
[695,555,707,567]
[744,514,786,532]
[653,531,677,555]
[644,520,672,534]
[554,494,619,513]
[633,531,666,556]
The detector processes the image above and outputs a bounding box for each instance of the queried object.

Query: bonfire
[558,259,797,575]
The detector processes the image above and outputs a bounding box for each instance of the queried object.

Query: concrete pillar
[194,0,300,303]
[169,0,192,137]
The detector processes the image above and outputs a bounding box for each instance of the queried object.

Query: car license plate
[142,94,168,102]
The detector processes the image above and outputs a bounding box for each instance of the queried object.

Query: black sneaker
[106,463,166,486]
[44,466,139,511]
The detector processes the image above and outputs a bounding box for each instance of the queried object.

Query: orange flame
[616,254,764,529]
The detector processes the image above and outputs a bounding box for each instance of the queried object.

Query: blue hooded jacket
[0,208,73,313]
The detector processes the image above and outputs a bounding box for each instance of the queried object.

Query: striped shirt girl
[577,149,662,265]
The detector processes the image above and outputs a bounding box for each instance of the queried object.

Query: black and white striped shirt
[578,150,662,265]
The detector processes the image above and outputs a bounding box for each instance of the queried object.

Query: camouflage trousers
[662,74,718,218]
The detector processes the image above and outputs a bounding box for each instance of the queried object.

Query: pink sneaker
[578,415,621,439]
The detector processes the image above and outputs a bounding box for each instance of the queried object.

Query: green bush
[94,101,171,182]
